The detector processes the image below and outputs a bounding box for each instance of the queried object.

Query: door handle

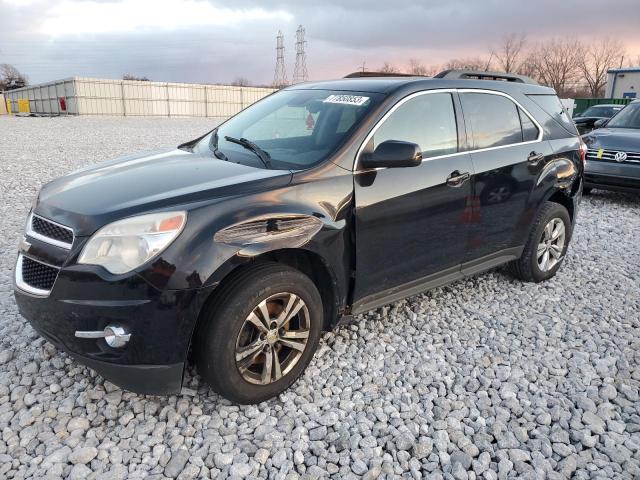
[528,151,545,165]
[446,170,470,187]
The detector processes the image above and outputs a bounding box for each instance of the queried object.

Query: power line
[273,30,287,88]
[292,25,308,84]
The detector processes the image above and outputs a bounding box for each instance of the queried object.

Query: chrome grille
[27,213,74,249]
[586,149,640,164]
[15,254,60,295]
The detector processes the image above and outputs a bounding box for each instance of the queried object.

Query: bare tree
[626,54,640,67]
[579,38,625,97]
[407,59,440,76]
[123,74,151,81]
[379,62,399,73]
[527,38,585,98]
[231,77,251,86]
[0,64,28,91]
[492,33,527,73]
[445,57,492,71]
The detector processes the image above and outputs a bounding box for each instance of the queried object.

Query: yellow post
[17,98,30,113]
[6,99,12,115]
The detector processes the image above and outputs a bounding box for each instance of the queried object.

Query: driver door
[352,91,474,310]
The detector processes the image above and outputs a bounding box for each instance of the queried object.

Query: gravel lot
[1,115,639,480]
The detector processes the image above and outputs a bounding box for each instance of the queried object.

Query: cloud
[1,0,639,86]
[39,0,293,35]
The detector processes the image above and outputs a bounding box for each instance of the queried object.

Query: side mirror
[360,140,422,169]
[594,118,608,129]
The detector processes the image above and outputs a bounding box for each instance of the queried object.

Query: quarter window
[519,107,539,142]
[373,93,458,158]
[460,93,524,149]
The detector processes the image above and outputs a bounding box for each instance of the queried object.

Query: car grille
[19,255,60,292]
[586,149,640,165]
[28,214,74,248]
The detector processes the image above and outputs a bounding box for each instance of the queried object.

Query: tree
[379,62,399,74]
[526,38,584,98]
[123,74,151,81]
[492,33,527,73]
[579,38,624,97]
[231,77,250,86]
[0,64,28,91]
[445,57,492,71]
[407,59,440,76]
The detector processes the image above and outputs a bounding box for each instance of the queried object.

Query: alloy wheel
[235,292,310,385]
[537,218,566,272]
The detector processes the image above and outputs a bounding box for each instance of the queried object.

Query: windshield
[606,103,640,129]
[580,106,622,118]
[193,89,383,169]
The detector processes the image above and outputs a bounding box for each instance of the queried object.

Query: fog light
[103,326,131,348]
[75,325,131,348]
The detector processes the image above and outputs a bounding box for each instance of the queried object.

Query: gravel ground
[0,115,639,480]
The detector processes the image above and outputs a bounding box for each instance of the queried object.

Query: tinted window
[373,93,458,158]
[527,94,578,134]
[580,105,622,118]
[461,93,523,149]
[519,108,539,142]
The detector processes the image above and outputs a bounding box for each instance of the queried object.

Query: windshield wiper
[224,136,273,169]
[208,128,228,161]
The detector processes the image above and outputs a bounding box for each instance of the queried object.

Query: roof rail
[434,69,538,85]
[344,71,421,78]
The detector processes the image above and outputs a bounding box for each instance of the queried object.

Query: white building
[605,68,640,99]
[3,77,275,119]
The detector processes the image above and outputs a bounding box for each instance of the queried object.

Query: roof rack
[433,69,538,85]
[344,71,421,78]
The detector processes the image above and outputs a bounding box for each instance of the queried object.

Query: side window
[373,93,458,158]
[460,93,523,149]
[519,107,539,142]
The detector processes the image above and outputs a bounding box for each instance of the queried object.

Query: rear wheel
[508,202,571,283]
[195,263,323,404]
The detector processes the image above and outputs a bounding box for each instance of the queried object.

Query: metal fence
[3,77,276,120]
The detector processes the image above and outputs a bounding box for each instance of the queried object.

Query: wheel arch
[187,248,341,364]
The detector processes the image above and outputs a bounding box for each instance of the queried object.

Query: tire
[583,187,593,195]
[195,262,323,404]
[508,202,571,283]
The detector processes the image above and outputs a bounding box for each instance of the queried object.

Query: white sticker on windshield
[323,94,370,106]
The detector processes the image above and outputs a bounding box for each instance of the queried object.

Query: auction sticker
[323,94,370,106]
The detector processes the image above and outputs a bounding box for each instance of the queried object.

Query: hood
[583,127,640,152]
[35,149,292,235]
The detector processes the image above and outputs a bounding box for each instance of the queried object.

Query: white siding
[4,77,276,118]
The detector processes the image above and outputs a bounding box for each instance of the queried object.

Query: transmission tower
[273,30,287,88]
[293,25,309,83]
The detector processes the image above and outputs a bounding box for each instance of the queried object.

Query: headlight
[78,211,186,274]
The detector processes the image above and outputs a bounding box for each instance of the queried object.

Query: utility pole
[273,30,287,88]
[293,25,309,84]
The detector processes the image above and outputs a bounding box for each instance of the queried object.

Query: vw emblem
[614,151,628,162]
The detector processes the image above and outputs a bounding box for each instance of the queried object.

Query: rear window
[528,94,578,135]
[460,93,524,149]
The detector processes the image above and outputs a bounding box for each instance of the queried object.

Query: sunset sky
[2,0,640,86]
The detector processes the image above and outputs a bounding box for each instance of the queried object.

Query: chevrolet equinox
[14,70,584,404]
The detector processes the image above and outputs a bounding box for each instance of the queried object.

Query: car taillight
[579,139,587,165]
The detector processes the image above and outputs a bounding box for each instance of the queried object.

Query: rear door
[352,91,474,306]
[458,90,552,263]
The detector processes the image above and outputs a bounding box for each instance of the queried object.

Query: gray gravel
[1,115,639,479]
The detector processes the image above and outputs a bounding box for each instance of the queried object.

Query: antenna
[293,25,309,84]
[273,30,287,88]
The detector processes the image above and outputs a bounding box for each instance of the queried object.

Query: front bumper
[14,258,215,395]
[584,160,640,193]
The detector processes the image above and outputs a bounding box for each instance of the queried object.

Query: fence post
[121,81,127,117]
[166,83,171,117]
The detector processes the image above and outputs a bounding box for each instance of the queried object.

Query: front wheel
[508,202,572,283]
[195,263,323,404]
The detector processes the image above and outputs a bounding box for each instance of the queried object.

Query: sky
[1,0,640,86]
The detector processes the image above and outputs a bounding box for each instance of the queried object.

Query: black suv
[14,70,584,404]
